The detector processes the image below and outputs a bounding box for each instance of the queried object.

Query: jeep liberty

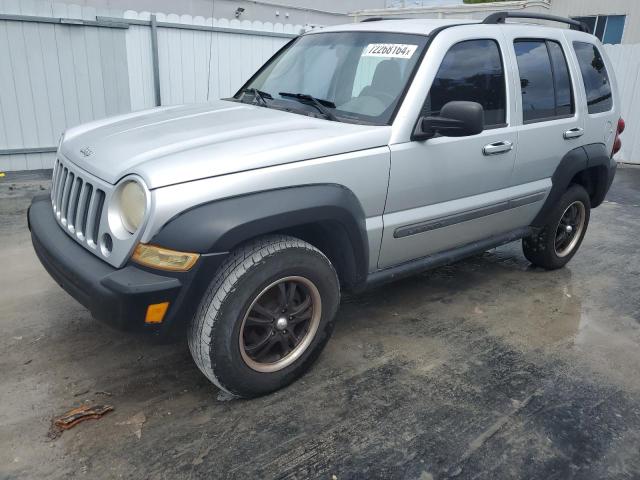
[29,12,623,397]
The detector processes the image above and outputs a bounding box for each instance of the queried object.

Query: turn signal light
[132,244,199,272]
[145,302,170,324]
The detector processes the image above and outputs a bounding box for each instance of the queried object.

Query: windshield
[235,31,429,125]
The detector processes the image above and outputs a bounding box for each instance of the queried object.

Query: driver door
[379,36,534,268]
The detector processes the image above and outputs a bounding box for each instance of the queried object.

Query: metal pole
[150,14,162,107]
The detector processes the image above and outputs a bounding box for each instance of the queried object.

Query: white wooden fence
[0,2,639,171]
[123,11,298,111]
[0,0,132,171]
[604,43,640,165]
[0,1,300,171]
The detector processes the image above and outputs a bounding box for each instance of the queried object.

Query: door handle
[483,140,513,156]
[563,127,584,139]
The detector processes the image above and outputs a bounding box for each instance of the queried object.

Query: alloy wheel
[554,201,586,257]
[239,276,321,373]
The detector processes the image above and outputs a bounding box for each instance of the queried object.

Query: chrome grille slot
[55,167,68,217]
[67,177,83,232]
[60,172,75,225]
[89,189,105,245]
[51,160,61,208]
[84,187,105,247]
[75,182,91,239]
[77,183,93,240]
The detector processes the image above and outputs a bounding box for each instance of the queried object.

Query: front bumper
[28,194,226,336]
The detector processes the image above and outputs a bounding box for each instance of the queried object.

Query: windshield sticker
[363,43,418,59]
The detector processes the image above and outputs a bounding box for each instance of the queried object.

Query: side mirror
[413,101,484,140]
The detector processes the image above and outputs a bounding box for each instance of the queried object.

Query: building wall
[350,0,550,21]
[549,0,640,44]
[385,0,462,7]
[351,0,639,45]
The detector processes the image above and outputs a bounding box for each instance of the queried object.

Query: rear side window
[514,40,575,123]
[423,39,506,127]
[573,41,613,114]
[548,42,574,116]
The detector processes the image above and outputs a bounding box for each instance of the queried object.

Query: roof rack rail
[360,17,409,22]
[483,11,590,33]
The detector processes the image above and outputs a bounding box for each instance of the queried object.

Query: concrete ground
[1,167,640,480]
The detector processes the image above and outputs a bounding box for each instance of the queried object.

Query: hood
[60,100,391,189]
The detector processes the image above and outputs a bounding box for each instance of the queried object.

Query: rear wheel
[188,235,340,398]
[523,184,591,270]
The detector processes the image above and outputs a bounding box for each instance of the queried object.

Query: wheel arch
[150,184,369,289]
[573,143,616,208]
[531,143,615,227]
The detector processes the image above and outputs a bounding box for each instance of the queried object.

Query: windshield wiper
[239,88,272,107]
[278,92,338,121]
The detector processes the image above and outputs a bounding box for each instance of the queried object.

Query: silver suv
[29,12,622,397]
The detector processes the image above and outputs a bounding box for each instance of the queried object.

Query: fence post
[150,14,162,106]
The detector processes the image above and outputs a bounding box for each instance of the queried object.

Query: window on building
[423,39,506,127]
[514,40,575,123]
[572,15,626,44]
[573,41,613,114]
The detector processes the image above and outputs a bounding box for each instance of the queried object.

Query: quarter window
[514,40,575,123]
[423,39,506,127]
[573,42,613,114]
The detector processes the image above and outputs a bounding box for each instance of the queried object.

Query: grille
[51,158,106,248]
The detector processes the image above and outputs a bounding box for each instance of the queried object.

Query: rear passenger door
[503,31,584,187]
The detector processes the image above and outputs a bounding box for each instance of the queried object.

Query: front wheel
[188,235,340,398]
[523,184,591,270]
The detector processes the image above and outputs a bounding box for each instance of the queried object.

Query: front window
[235,31,429,125]
[422,39,506,127]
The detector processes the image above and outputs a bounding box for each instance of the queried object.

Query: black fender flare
[582,143,617,207]
[151,184,369,287]
[531,143,616,227]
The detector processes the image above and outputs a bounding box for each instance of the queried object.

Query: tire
[523,184,591,270]
[188,234,340,398]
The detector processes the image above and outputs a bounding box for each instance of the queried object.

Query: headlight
[119,181,146,233]
[132,244,199,271]
[108,179,148,237]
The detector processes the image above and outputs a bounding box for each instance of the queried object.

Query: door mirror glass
[414,101,484,140]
